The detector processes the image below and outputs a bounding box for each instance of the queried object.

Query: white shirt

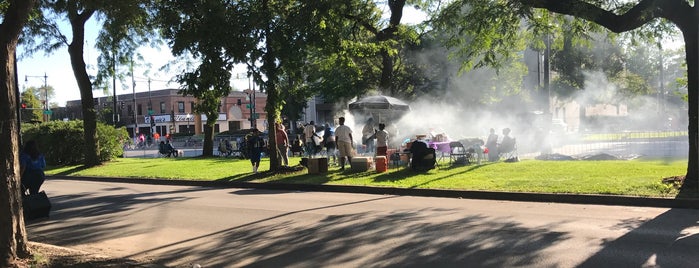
[375,130,389,147]
[335,125,353,143]
[303,124,316,142]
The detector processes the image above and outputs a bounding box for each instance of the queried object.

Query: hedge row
[21,120,128,165]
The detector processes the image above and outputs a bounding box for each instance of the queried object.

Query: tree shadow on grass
[51,165,92,176]
[371,163,494,184]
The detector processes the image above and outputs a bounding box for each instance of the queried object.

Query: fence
[520,131,689,159]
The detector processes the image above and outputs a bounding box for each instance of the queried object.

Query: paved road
[27,179,699,268]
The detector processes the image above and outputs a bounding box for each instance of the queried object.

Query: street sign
[43,110,53,115]
[148,109,153,115]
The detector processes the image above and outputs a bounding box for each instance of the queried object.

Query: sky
[17,6,426,107]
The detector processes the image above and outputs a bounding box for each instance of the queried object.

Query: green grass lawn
[46,156,690,198]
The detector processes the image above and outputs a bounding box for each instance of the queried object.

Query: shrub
[21,120,128,165]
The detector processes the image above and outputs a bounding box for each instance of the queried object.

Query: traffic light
[21,103,27,109]
[150,115,155,127]
[120,101,125,110]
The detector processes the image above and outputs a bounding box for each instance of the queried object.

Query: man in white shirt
[374,123,389,156]
[303,121,317,157]
[334,117,354,170]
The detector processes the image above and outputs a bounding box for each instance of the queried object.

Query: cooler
[375,156,387,173]
[351,157,373,172]
[307,157,328,174]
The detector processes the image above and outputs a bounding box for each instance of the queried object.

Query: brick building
[64,88,267,137]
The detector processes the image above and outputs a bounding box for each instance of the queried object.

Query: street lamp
[25,73,49,121]
[186,113,192,134]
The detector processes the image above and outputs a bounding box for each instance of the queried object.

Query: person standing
[334,117,354,170]
[486,128,499,162]
[362,118,375,155]
[275,122,290,166]
[323,124,337,165]
[20,140,46,195]
[374,123,389,156]
[303,121,317,157]
[246,128,265,173]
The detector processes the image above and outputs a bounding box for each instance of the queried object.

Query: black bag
[23,191,51,220]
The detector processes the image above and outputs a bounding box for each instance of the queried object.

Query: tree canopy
[434,0,698,192]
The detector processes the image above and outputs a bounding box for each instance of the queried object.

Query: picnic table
[428,141,451,162]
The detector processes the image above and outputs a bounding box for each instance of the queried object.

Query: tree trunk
[0,1,37,265]
[265,80,281,171]
[68,9,100,166]
[203,122,214,157]
[262,0,280,171]
[681,25,699,193]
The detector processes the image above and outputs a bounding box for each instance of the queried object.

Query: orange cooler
[375,156,387,173]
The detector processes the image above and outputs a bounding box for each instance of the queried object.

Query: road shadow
[26,186,214,246]
[578,208,699,267]
[120,198,571,267]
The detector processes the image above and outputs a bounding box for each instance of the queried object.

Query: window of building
[127,105,133,116]
[190,102,195,113]
[178,101,185,113]
[137,104,142,116]
[160,102,166,114]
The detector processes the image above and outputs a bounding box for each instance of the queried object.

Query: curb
[48,175,699,209]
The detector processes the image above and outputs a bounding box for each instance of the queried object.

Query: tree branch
[519,0,691,33]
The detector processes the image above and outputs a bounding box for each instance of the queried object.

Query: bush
[22,120,128,165]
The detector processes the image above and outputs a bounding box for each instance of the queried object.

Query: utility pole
[148,78,153,136]
[112,52,118,126]
[131,60,137,139]
[544,33,551,115]
[25,72,49,122]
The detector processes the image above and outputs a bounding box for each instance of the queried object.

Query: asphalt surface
[49,175,699,209]
[27,178,699,267]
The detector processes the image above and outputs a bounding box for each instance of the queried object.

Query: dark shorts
[249,148,262,163]
[377,146,388,156]
[324,141,336,150]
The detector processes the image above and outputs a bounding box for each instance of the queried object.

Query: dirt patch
[13,242,161,268]
[662,175,686,190]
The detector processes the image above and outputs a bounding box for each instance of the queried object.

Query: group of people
[300,121,338,164]
[217,139,236,157]
[296,117,391,170]
[485,127,516,162]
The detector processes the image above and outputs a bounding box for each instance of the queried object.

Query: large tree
[305,0,432,100]
[436,0,699,193]
[24,0,155,166]
[158,0,337,169]
[0,0,37,265]
[523,0,699,193]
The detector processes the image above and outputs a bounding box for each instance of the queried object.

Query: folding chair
[498,137,518,161]
[448,141,469,165]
